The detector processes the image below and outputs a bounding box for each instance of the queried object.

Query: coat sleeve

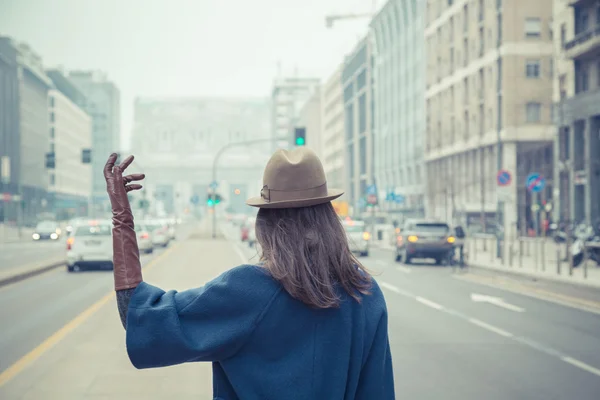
[125,265,280,369]
[355,302,396,399]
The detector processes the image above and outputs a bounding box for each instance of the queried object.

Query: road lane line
[415,296,444,310]
[468,318,513,338]
[562,357,600,377]
[379,281,401,294]
[396,266,411,274]
[0,242,180,388]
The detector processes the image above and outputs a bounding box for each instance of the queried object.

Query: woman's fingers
[125,184,143,192]
[119,155,134,172]
[123,173,145,184]
[104,153,118,178]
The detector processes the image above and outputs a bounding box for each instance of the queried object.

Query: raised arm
[104,153,145,327]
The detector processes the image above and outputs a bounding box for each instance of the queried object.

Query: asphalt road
[224,224,600,399]
[0,240,66,272]
[2,222,600,399]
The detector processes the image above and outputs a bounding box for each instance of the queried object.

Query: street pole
[495,8,504,260]
[211,137,287,239]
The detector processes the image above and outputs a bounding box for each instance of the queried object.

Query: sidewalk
[0,224,34,244]
[0,223,243,399]
[467,238,600,289]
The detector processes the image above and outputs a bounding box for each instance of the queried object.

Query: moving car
[32,220,62,241]
[135,223,154,254]
[395,219,455,265]
[144,220,170,247]
[343,220,370,257]
[66,221,113,272]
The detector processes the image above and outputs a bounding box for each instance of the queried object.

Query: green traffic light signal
[295,137,305,146]
[207,199,214,206]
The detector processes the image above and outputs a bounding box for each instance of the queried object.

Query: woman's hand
[104,153,145,213]
[104,153,145,291]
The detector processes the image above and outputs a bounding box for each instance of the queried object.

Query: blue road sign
[526,173,545,193]
[209,181,218,190]
[358,197,367,208]
[394,194,405,204]
[497,169,512,186]
[366,185,377,195]
[190,195,200,205]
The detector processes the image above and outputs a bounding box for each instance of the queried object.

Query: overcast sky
[0,0,380,150]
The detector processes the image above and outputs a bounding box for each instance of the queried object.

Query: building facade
[554,0,600,225]
[342,36,375,217]
[131,98,271,217]
[47,70,93,219]
[425,0,554,237]
[321,64,346,195]
[68,70,120,212]
[296,86,323,157]
[271,77,320,151]
[0,38,52,225]
[371,0,426,219]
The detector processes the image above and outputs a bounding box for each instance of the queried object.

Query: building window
[575,60,590,93]
[358,94,367,134]
[526,102,541,123]
[597,60,600,88]
[525,18,541,38]
[463,5,468,32]
[464,38,469,66]
[450,48,455,72]
[49,173,55,185]
[575,8,589,35]
[479,27,484,56]
[359,136,366,175]
[526,60,541,78]
[49,96,55,108]
[478,0,484,22]
[50,127,55,139]
[560,24,566,47]
[50,112,55,123]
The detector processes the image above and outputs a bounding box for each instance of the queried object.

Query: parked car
[144,220,170,247]
[66,221,113,272]
[32,220,62,241]
[342,219,370,257]
[135,223,154,254]
[395,219,455,265]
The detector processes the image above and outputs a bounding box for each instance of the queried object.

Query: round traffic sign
[526,173,545,193]
[497,169,512,186]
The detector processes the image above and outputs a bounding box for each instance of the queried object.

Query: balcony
[564,25,600,59]
[569,0,597,6]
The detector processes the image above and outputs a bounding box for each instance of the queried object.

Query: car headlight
[407,235,418,243]
[32,233,40,240]
[50,233,58,240]
[447,236,456,244]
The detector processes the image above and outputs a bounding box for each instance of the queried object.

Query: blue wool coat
[126,264,395,400]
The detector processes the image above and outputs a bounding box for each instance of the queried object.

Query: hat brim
[246,188,344,209]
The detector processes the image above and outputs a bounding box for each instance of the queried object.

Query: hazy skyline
[0,0,379,150]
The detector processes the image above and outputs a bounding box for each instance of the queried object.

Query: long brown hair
[255,202,372,308]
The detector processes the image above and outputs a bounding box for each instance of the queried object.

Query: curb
[0,261,66,288]
[468,262,600,290]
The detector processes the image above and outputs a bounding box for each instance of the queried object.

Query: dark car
[32,220,61,241]
[395,219,455,265]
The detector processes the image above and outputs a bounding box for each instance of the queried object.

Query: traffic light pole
[211,137,288,239]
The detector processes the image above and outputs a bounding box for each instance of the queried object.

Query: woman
[105,148,395,400]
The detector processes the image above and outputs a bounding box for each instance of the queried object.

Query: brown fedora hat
[246,147,344,209]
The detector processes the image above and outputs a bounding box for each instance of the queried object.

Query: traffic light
[207,193,223,206]
[81,149,92,164]
[294,127,306,146]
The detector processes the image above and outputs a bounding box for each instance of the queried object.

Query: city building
[321,64,347,195]
[68,70,120,213]
[425,0,554,238]
[46,69,93,219]
[131,98,271,216]
[371,0,427,219]
[554,0,600,225]
[271,77,320,151]
[342,35,375,217]
[296,86,323,157]
[0,37,52,225]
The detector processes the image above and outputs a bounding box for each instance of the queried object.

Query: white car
[66,222,113,272]
[144,221,170,247]
[32,220,62,241]
[135,223,154,254]
[342,220,370,257]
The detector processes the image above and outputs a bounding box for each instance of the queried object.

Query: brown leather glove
[104,153,145,291]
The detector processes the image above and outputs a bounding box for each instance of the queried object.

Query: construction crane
[325,13,374,28]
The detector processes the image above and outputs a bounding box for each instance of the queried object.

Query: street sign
[394,194,405,204]
[496,169,511,186]
[367,194,377,205]
[525,173,545,193]
[209,181,218,190]
[2,192,11,202]
[366,185,377,195]
[190,194,200,205]
[531,204,540,212]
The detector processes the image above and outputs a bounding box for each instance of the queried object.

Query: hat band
[261,182,328,203]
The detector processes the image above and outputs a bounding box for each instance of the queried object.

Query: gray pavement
[0,240,66,272]
[0,220,599,399]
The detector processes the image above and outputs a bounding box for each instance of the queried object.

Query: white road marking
[379,281,401,294]
[396,266,411,274]
[416,296,444,310]
[468,318,514,338]
[561,357,600,377]
[471,293,526,313]
[375,260,387,266]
